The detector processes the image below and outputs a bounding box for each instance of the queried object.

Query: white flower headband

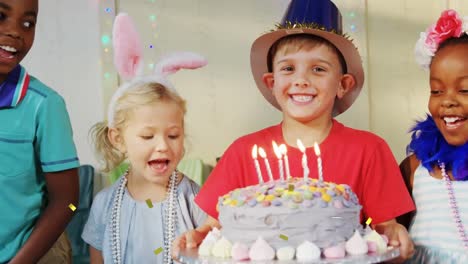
[107,13,207,127]
[415,9,468,70]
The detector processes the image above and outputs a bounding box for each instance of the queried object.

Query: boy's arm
[90,246,104,264]
[9,169,79,264]
[172,215,221,258]
[374,219,414,263]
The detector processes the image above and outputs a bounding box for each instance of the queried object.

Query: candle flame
[314,142,321,156]
[258,147,267,158]
[279,144,287,155]
[297,139,305,152]
[252,144,258,159]
[272,141,282,159]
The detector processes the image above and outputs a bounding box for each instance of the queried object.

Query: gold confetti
[366,217,372,225]
[279,234,288,241]
[146,199,153,208]
[154,247,163,255]
[68,203,76,211]
[288,184,294,192]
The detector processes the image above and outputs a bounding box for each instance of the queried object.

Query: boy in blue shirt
[0,0,80,263]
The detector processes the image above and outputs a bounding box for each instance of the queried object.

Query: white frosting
[276,246,295,260]
[345,230,368,255]
[211,236,232,258]
[364,230,387,253]
[296,241,321,261]
[248,237,275,261]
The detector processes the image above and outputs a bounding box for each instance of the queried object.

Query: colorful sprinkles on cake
[218,177,359,209]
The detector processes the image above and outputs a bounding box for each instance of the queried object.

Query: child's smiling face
[0,0,37,82]
[262,44,354,124]
[429,42,468,146]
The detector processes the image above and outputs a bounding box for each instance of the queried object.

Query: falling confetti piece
[68,203,76,211]
[366,217,372,225]
[154,247,163,255]
[288,184,294,192]
[146,199,153,208]
[279,234,288,241]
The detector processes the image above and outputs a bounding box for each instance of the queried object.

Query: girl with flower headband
[81,13,207,264]
[399,9,468,263]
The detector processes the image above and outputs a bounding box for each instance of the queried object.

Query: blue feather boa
[407,115,468,181]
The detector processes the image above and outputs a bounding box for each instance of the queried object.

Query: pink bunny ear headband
[414,9,468,70]
[107,13,208,127]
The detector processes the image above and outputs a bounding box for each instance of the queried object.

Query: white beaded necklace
[110,170,178,264]
[439,162,468,249]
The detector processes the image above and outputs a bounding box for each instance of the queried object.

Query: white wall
[114,0,370,166]
[22,0,103,167]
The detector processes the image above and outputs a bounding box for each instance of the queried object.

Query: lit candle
[272,141,284,181]
[251,145,264,184]
[279,144,291,180]
[258,147,274,182]
[313,142,323,182]
[296,139,309,180]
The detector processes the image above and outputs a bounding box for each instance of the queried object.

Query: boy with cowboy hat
[174,0,415,260]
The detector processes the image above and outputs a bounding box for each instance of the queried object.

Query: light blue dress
[405,164,468,264]
[82,174,207,263]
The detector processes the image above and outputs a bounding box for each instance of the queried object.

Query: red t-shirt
[195,120,415,224]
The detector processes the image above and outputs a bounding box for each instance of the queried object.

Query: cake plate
[174,247,400,264]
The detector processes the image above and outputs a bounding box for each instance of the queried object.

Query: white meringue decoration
[248,237,275,261]
[198,227,222,256]
[211,236,232,258]
[345,230,368,255]
[296,241,321,261]
[364,230,387,253]
[276,246,295,261]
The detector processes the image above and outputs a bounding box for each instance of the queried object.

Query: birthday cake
[199,178,390,261]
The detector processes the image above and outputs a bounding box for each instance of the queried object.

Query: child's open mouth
[148,158,170,173]
[443,116,467,130]
[0,45,18,59]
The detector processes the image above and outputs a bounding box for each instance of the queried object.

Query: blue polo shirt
[0,75,79,262]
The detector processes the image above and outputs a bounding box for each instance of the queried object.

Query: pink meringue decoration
[248,237,275,261]
[366,241,377,253]
[211,236,232,258]
[296,241,321,261]
[323,243,346,259]
[364,230,387,253]
[231,242,250,261]
[276,246,295,261]
[345,230,368,255]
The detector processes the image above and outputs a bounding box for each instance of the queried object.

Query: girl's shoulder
[92,179,122,212]
[177,174,201,196]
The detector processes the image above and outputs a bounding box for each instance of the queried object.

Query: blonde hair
[90,82,186,172]
[267,34,347,74]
